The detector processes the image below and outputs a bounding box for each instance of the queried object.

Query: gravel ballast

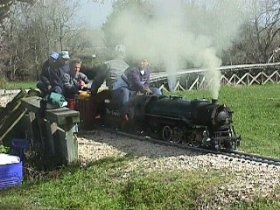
[78,130,280,209]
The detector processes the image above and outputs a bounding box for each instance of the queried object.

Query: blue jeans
[112,88,136,108]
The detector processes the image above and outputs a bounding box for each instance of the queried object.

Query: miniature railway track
[79,128,280,167]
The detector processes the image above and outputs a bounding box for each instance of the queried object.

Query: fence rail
[151,62,280,92]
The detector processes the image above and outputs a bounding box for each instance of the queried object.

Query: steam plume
[108,0,249,98]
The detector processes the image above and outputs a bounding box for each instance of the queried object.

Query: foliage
[1,0,280,81]
[223,1,280,64]
[0,81,36,89]
[0,78,8,88]
[0,0,36,24]
[0,145,10,153]
[0,0,99,81]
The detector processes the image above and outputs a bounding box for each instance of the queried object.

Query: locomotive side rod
[79,128,280,167]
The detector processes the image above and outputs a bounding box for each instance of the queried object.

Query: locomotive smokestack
[212,98,218,104]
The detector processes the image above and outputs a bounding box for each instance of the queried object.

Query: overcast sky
[78,0,113,29]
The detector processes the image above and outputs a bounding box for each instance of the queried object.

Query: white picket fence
[1,63,280,95]
[151,62,280,92]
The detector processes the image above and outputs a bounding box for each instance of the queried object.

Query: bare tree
[251,0,280,63]
[222,0,280,64]
[0,0,84,80]
[0,0,36,23]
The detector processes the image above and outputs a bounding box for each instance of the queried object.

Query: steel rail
[78,128,280,167]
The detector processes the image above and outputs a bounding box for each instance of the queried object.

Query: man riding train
[36,50,162,127]
[66,56,162,124]
[111,58,162,120]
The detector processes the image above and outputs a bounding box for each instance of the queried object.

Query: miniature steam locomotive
[92,91,241,151]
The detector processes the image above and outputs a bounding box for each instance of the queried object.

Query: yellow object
[78,91,91,100]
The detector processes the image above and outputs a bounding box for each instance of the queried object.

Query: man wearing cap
[112,58,162,120]
[37,52,62,96]
[58,51,71,74]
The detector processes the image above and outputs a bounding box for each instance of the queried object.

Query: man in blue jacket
[37,52,64,96]
[112,58,162,120]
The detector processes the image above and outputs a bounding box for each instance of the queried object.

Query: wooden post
[44,121,57,157]
[57,126,78,164]
[21,96,80,166]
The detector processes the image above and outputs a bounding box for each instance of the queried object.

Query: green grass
[0,84,279,209]
[171,84,280,157]
[0,157,228,210]
[1,157,279,209]
[230,187,280,210]
[0,79,36,90]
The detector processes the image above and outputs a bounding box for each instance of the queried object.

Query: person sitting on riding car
[62,58,90,98]
[112,58,162,120]
[36,52,65,96]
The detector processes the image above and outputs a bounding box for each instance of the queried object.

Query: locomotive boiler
[100,92,241,151]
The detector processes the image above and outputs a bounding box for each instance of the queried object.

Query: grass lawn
[0,80,37,90]
[0,84,279,210]
[172,84,280,158]
[0,157,279,210]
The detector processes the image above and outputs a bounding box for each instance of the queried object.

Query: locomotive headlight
[216,110,230,125]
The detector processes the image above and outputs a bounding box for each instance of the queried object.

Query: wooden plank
[0,107,27,144]
[0,100,22,126]
[0,90,27,116]
[0,90,27,126]
[21,96,80,125]
[26,112,36,146]
[21,96,41,111]
[46,108,80,125]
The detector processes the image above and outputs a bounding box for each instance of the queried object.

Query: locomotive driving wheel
[162,125,172,141]
[187,130,203,147]
[171,127,184,143]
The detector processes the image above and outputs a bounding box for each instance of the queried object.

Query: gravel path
[78,130,280,209]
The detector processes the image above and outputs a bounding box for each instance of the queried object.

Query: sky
[76,0,251,98]
[103,0,250,98]
[78,0,113,29]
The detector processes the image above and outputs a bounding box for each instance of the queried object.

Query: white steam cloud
[109,0,250,98]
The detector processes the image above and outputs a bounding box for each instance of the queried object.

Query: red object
[68,98,76,110]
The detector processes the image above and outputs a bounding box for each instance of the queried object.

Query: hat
[60,51,70,60]
[49,52,59,60]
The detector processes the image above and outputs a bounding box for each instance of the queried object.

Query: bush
[0,145,10,153]
[0,78,8,88]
